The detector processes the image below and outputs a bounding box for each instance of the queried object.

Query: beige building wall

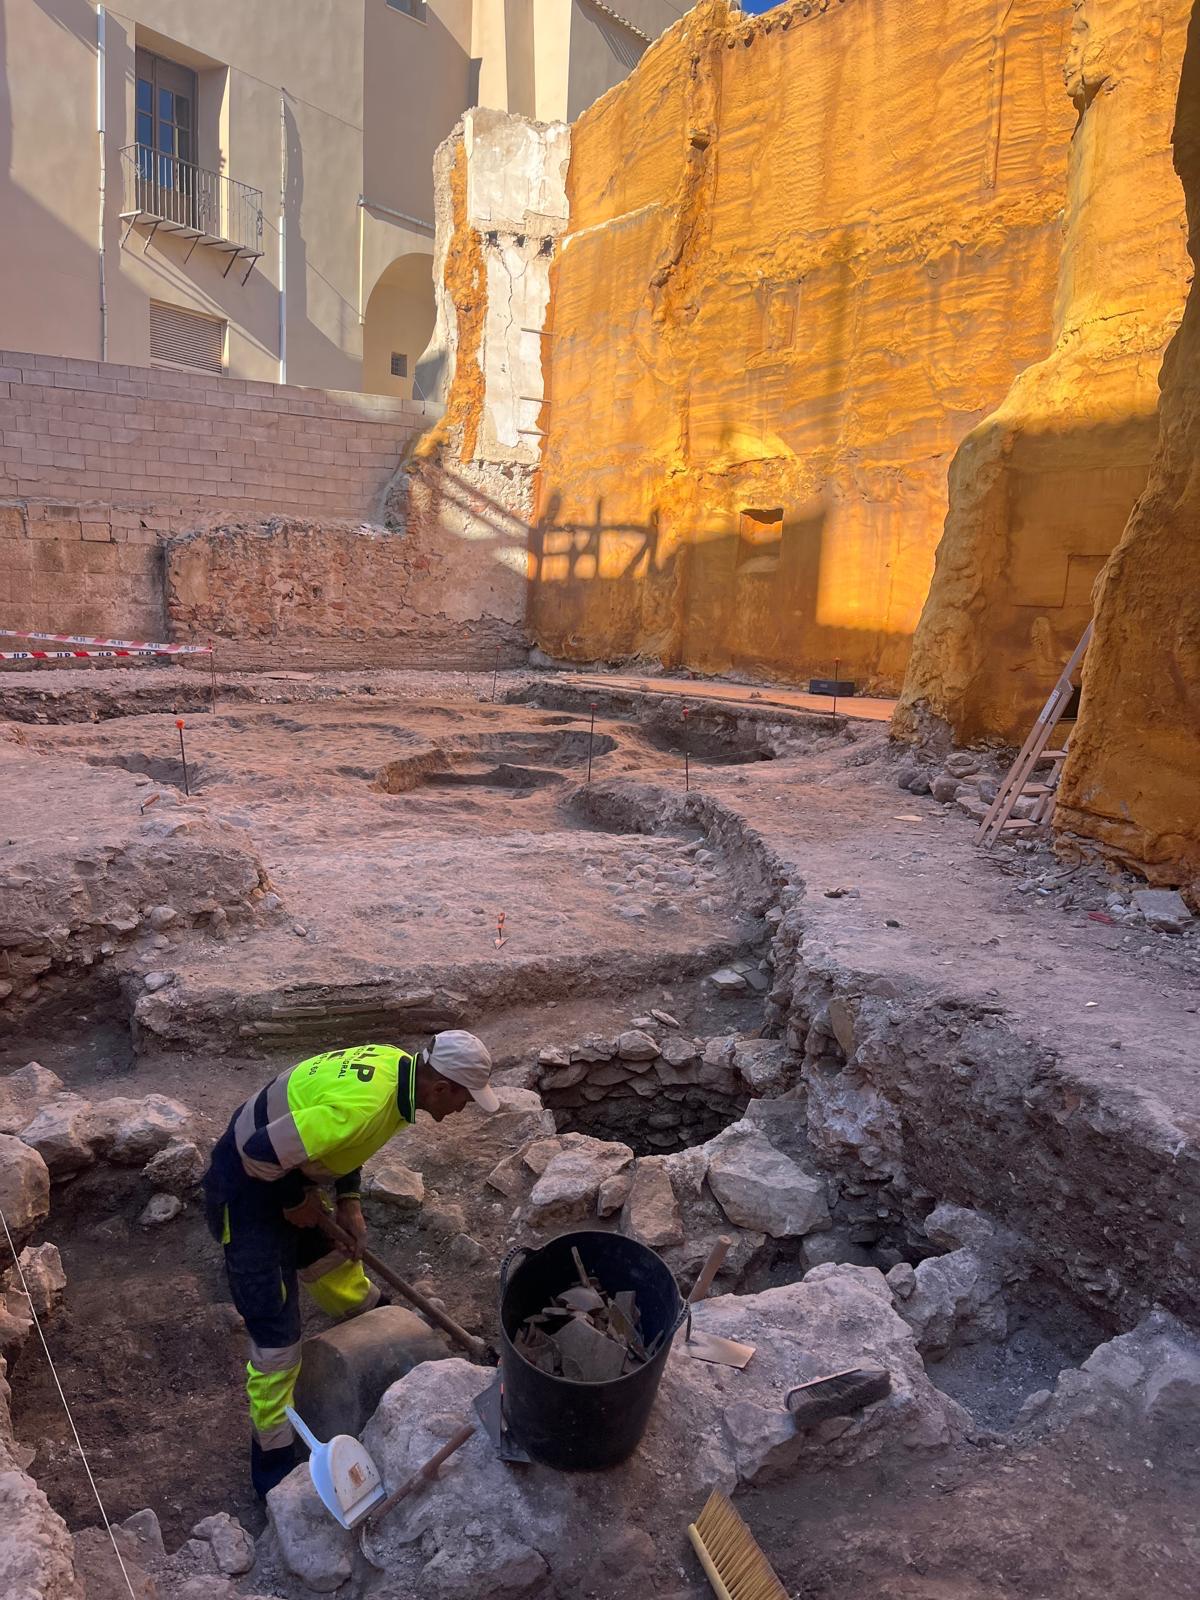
[0,0,679,398]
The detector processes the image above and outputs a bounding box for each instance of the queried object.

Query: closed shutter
[149,301,225,374]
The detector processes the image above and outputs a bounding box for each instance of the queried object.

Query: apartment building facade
[0,0,682,399]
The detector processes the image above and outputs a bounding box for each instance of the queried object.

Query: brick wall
[0,500,165,641]
[0,350,426,648]
[0,350,423,519]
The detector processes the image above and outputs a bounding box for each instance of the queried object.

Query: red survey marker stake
[494,911,507,948]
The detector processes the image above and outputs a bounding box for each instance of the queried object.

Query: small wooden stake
[175,717,190,796]
[586,703,597,785]
[832,658,840,721]
[491,643,501,703]
[208,639,217,714]
[494,910,507,948]
[682,707,690,792]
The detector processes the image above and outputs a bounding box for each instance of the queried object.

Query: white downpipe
[96,5,107,360]
[278,89,287,383]
[357,201,364,326]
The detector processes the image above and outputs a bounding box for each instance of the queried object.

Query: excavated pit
[3,673,1198,1599]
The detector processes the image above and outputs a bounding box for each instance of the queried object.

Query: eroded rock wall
[524,0,1078,689]
[896,0,1192,745]
[1055,5,1200,884]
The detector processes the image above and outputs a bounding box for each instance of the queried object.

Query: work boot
[250,1437,298,1498]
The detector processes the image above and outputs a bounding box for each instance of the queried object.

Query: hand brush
[687,1489,788,1600]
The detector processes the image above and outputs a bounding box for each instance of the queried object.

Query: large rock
[616,1030,659,1062]
[0,1135,50,1249]
[732,1039,796,1097]
[3,1244,66,1321]
[644,1144,765,1289]
[1038,1309,1200,1432]
[0,1297,34,1367]
[19,1094,191,1178]
[71,1525,153,1600]
[706,1125,830,1238]
[898,1248,1008,1359]
[94,1096,192,1165]
[420,1532,548,1600]
[0,1469,83,1600]
[0,1064,64,1137]
[292,1305,448,1441]
[141,1138,205,1196]
[190,1513,255,1578]
[266,1469,352,1593]
[18,1100,97,1180]
[354,1267,966,1593]
[526,1137,634,1225]
[117,1510,165,1568]
[620,1159,684,1249]
[897,1205,1027,1359]
[363,1156,424,1213]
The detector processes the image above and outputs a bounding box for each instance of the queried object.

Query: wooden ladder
[976,623,1092,850]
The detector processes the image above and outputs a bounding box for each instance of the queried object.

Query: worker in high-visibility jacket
[202,1030,499,1496]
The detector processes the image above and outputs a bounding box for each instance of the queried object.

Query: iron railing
[120,143,263,263]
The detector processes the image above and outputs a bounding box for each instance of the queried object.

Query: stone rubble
[18,1090,193,1180]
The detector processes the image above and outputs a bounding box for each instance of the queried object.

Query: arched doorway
[363,253,436,399]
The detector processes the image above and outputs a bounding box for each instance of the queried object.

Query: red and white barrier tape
[0,648,189,661]
[0,629,211,654]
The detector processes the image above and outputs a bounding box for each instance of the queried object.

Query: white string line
[0,1203,139,1600]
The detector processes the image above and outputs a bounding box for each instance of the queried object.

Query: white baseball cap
[427,1030,500,1114]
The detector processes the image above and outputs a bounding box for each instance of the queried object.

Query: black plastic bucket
[499,1228,685,1471]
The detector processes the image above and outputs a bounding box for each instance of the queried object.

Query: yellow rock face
[896,0,1192,743]
[1056,11,1200,885]
[528,0,1078,687]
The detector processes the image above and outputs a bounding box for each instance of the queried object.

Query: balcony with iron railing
[120,144,264,282]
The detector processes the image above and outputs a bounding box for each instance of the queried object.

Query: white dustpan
[285,1406,386,1529]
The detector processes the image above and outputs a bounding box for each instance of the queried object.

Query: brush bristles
[689,1489,789,1600]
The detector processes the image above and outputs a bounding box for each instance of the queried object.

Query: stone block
[292,1305,449,1442]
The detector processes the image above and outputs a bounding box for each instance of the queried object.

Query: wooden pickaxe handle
[316,1214,492,1364]
[688,1236,731,1304]
[368,1423,476,1527]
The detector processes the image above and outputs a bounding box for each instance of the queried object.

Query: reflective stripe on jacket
[233,1044,417,1186]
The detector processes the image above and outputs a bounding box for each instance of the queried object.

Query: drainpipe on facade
[97,4,107,360]
[278,88,287,383]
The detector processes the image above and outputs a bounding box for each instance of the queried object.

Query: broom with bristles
[687,1489,789,1600]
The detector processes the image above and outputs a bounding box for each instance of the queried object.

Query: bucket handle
[498,1244,531,1298]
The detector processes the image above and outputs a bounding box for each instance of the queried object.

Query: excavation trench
[2,698,1191,1598]
[0,959,1136,1600]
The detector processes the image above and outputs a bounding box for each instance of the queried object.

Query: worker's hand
[282,1189,329,1231]
[336,1196,367,1260]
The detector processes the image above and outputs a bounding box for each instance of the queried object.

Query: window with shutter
[149,301,225,375]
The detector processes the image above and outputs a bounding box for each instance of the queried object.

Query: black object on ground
[499,1229,685,1471]
[809,677,857,698]
[785,1365,892,1429]
[473,1377,533,1464]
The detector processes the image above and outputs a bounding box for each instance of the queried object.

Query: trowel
[682,1238,756,1370]
[473,1376,533,1464]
